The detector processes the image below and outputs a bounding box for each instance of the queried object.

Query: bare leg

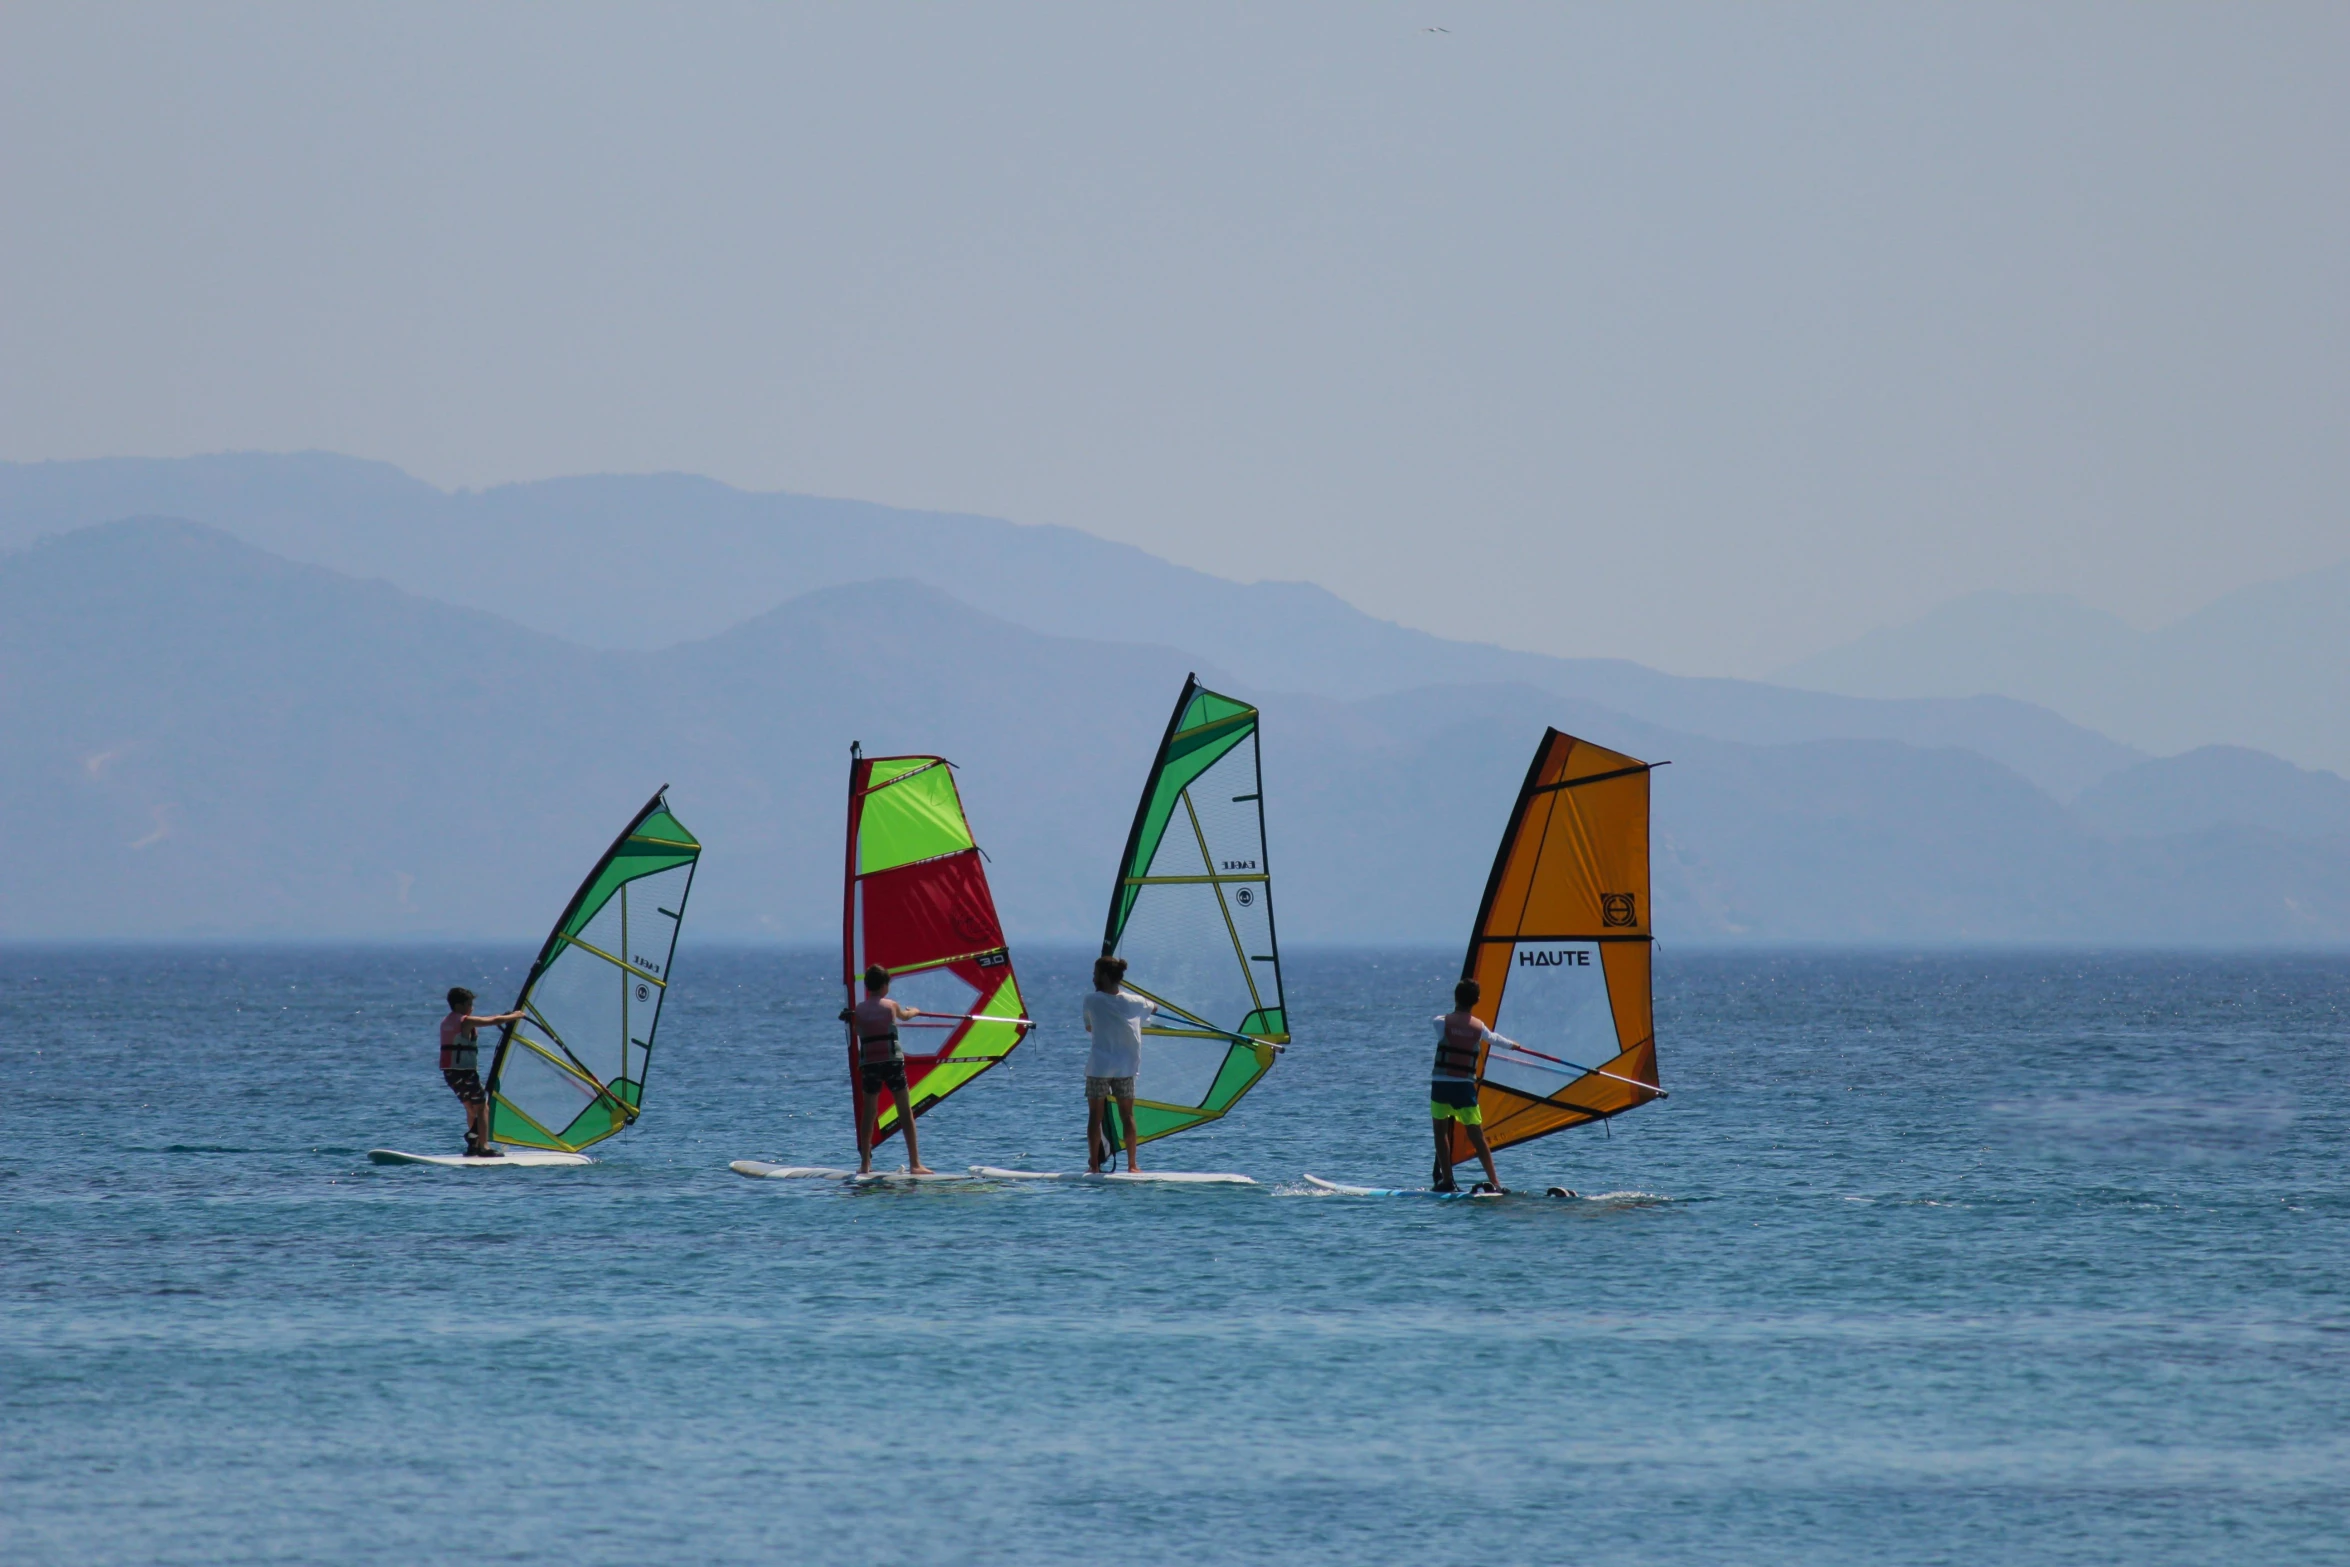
[1432,1118,1456,1190]
[854,1076,876,1172]
[1465,1124,1503,1192]
[1086,1098,1107,1172]
[1115,1093,1143,1172]
[900,1092,932,1174]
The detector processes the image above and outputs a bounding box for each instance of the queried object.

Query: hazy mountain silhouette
[0,452,2142,798]
[8,519,2349,945]
[2074,746,2350,841]
[1778,567,2350,775]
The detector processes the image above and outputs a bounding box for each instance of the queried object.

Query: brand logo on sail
[1520,948,1591,967]
[976,949,1009,968]
[634,982,651,1003]
[1234,887,1256,907]
[1601,893,1637,928]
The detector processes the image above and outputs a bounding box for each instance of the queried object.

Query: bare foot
[908,1163,935,1175]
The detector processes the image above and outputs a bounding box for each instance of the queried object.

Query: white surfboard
[970,1165,1256,1186]
[368,1147,593,1168]
[728,1160,983,1185]
[1300,1173,1505,1199]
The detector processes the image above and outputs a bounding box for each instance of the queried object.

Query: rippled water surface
[6,946,2348,1565]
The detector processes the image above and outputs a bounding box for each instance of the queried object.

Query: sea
[5,945,2347,1566]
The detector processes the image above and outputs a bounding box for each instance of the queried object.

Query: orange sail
[1446,729,1664,1165]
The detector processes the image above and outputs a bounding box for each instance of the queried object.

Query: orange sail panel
[1448,729,1663,1164]
[843,749,1031,1142]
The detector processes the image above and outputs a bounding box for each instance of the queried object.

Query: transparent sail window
[1484,940,1621,1100]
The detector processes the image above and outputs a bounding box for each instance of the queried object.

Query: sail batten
[1100,676,1287,1147]
[844,748,1031,1141]
[485,788,702,1153]
[1450,729,1663,1165]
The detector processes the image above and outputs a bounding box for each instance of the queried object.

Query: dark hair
[1093,955,1128,992]
[864,965,890,992]
[447,986,476,1011]
[1453,979,1479,1010]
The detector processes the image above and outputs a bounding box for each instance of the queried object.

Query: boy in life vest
[1430,978,1506,1194]
[841,965,933,1175]
[441,987,526,1157]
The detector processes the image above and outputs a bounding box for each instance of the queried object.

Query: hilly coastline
[1,453,2142,798]
[7,517,2348,944]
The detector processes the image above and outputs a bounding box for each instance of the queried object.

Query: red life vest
[1433,1011,1485,1079]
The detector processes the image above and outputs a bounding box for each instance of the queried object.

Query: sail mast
[843,742,865,1139]
[1102,674,1201,955]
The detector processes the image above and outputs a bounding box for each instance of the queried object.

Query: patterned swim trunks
[859,1058,910,1097]
[1086,1075,1136,1101]
[443,1068,486,1106]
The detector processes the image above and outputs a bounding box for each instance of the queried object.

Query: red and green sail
[485,789,702,1152]
[1101,676,1288,1146]
[844,748,1031,1141]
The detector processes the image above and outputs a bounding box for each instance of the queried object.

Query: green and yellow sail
[486,789,702,1152]
[1101,676,1288,1146]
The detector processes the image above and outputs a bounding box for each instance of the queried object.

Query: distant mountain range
[0,452,2142,799]
[7,518,2350,945]
[1775,569,2350,776]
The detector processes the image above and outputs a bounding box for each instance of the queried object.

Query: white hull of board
[970,1166,1255,1186]
[368,1147,593,1168]
[1300,1173,1504,1199]
[729,1160,985,1185]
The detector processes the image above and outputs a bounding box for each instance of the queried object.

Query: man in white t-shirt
[1082,954,1155,1174]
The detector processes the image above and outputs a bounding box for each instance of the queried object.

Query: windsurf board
[368,1147,592,1168]
[969,1165,1255,1185]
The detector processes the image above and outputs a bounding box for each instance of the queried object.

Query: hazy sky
[3,3,2344,674]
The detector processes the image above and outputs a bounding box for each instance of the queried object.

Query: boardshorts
[443,1067,486,1106]
[1429,1077,1482,1125]
[859,1058,910,1097]
[1086,1074,1136,1101]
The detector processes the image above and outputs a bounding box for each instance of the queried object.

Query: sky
[2,3,2344,675]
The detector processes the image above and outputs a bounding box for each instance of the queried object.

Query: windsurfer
[441,987,526,1157]
[1431,979,1507,1194]
[1083,955,1154,1173]
[843,965,933,1174]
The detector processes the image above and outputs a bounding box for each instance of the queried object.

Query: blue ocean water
[5,945,2347,1566]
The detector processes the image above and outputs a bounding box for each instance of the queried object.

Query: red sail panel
[858,851,1006,972]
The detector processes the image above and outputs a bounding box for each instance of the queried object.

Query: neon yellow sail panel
[486,790,701,1152]
[1101,676,1287,1147]
[844,749,1032,1141]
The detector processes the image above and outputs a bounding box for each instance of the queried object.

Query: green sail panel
[1100,676,1287,1147]
[486,790,702,1152]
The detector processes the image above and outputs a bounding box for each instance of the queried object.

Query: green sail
[486,790,702,1152]
[1100,677,1287,1146]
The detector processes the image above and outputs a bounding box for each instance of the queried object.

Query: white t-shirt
[1082,989,1156,1079]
